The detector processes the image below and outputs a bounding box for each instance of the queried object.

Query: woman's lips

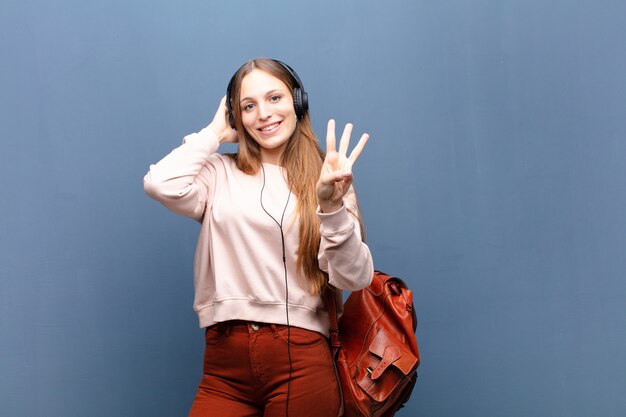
[258,121,281,133]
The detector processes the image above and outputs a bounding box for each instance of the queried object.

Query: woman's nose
[257,103,272,120]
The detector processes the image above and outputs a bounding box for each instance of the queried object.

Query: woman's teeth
[261,122,280,131]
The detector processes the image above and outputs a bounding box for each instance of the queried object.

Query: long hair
[228,58,328,295]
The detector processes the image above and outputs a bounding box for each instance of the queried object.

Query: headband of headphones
[226,59,309,129]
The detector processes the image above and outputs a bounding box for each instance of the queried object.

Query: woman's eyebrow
[240,89,283,102]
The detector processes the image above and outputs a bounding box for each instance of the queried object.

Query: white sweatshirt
[143,126,374,335]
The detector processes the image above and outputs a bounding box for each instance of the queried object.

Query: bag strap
[323,285,346,417]
[324,286,342,354]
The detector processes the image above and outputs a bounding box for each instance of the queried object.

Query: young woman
[144,58,374,417]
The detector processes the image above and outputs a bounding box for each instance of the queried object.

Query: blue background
[2,1,625,416]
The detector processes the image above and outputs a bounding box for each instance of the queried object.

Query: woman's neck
[260,147,285,166]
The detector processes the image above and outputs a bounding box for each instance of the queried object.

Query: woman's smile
[258,121,282,134]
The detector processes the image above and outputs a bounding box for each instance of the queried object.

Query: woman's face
[239,69,297,163]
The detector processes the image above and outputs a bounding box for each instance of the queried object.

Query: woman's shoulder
[206,152,238,170]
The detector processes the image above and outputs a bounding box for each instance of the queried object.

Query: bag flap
[369,330,418,379]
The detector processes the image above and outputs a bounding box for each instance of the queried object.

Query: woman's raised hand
[316,119,369,213]
[208,96,238,144]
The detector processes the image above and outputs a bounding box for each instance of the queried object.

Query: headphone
[226,59,309,129]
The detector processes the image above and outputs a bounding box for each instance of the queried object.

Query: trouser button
[250,323,260,331]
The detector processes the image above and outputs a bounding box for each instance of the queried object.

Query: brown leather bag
[325,271,420,417]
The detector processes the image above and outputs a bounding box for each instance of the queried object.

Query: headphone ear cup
[226,77,237,130]
[226,96,237,130]
[293,88,302,119]
[227,104,236,129]
[292,87,308,120]
[299,90,309,117]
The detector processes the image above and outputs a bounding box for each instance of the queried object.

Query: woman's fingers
[326,119,337,154]
[348,133,369,165]
[209,96,238,143]
[319,168,353,185]
[317,170,353,205]
[338,123,353,156]
[326,119,369,169]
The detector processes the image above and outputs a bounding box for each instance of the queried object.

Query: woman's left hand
[316,119,369,213]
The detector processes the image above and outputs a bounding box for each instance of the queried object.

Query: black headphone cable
[260,164,293,417]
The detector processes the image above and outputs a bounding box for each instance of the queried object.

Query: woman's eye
[242,103,255,112]
[269,95,281,103]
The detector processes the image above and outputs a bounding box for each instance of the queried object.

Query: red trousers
[188,321,341,417]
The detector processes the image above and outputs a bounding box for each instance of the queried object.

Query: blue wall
[2,1,625,416]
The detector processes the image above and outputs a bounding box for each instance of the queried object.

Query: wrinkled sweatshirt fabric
[144,126,374,336]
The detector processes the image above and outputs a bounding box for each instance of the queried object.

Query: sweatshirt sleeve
[317,192,374,291]
[143,126,220,222]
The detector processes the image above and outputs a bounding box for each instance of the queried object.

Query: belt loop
[270,324,279,337]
